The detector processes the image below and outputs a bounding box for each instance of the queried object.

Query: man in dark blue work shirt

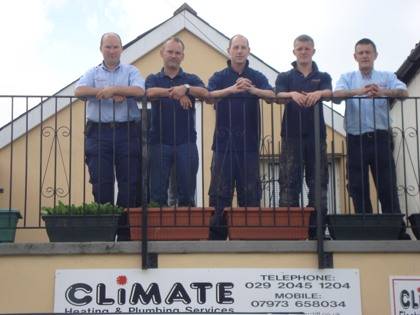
[207,34,275,240]
[275,34,332,239]
[146,37,208,206]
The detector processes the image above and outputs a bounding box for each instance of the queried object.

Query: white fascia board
[121,14,186,65]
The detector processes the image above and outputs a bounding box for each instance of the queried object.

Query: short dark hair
[355,38,377,52]
[228,34,249,49]
[100,32,122,48]
[163,37,185,51]
[293,34,314,46]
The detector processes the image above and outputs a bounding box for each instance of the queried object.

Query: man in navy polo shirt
[275,34,332,239]
[207,34,275,240]
[146,37,208,206]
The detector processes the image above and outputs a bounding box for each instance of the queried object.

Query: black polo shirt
[275,61,332,139]
[208,60,273,152]
[146,68,205,145]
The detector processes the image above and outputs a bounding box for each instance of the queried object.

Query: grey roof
[396,41,420,85]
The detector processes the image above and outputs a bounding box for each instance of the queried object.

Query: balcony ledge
[0,240,419,256]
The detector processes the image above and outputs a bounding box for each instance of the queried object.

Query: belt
[86,121,138,128]
[349,130,390,139]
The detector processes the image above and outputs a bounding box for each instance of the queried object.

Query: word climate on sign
[54,268,362,314]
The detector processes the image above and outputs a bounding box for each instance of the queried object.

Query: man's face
[293,40,315,65]
[160,40,184,69]
[354,43,377,72]
[228,36,250,66]
[100,35,122,67]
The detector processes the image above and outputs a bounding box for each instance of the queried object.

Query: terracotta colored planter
[227,207,313,240]
[128,207,213,240]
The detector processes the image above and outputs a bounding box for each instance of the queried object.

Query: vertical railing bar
[270,98,276,223]
[399,98,409,216]
[200,100,205,225]
[330,101,337,214]
[141,96,149,269]
[82,99,87,210]
[314,101,326,268]
[24,96,29,226]
[415,98,420,209]
[372,97,380,213]
[9,97,14,212]
[38,97,44,226]
[68,97,73,208]
[53,97,58,208]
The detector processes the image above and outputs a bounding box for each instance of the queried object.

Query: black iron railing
[0,95,419,269]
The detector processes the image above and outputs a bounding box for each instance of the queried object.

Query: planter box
[228,207,313,240]
[327,214,404,240]
[128,207,212,240]
[42,214,120,242]
[0,209,22,242]
[408,213,420,240]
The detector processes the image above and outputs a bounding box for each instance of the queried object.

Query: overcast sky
[0,0,419,123]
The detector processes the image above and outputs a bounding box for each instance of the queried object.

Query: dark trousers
[209,150,261,208]
[85,121,142,240]
[149,143,199,206]
[208,150,261,240]
[347,131,401,214]
[278,137,329,238]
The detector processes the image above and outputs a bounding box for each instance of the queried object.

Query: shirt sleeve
[129,66,145,89]
[388,72,407,90]
[334,73,350,91]
[254,71,273,90]
[207,72,221,92]
[188,74,205,88]
[275,72,289,93]
[320,72,333,90]
[75,67,95,88]
[145,74,157,89]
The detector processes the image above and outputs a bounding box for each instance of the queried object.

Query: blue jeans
[149,143,199,206]
[85,121,141,208]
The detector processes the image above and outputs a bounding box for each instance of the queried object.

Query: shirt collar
[291,61,319,75]
[227,60,250,75]
[158,67,185,79]
[359,69,374,80]
[100,61,121,72]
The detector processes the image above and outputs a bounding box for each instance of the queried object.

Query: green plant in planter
[42,201,124,242]
[42,201,123,216]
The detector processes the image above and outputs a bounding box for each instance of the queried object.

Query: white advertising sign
[54,268,361,314]
[390,276,420,315]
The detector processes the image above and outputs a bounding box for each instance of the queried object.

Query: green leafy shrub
[42,201,123,216]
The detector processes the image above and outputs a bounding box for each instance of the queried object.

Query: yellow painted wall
[0,252,419,314]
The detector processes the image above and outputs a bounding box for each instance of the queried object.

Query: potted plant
[42,201,123,242]
[0,209,22,243]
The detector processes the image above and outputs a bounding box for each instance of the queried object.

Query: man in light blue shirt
[334,38,409,239]
[75,32,145,240]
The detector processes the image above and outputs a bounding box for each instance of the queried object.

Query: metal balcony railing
[0,95,419,268]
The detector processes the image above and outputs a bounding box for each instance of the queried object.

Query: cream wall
[1,252,419,314]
